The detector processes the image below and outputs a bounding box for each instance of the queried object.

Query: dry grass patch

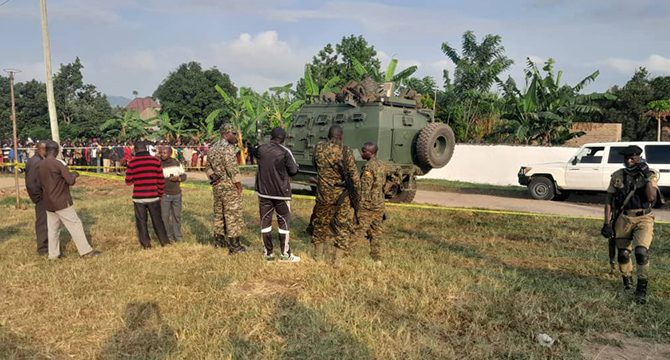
[1,177,669,359]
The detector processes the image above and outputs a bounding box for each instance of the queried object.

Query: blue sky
[2,0,669,97]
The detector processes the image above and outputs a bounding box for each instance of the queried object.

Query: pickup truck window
[644,145,670,164]
[608,146,627,164]
[576,146,605,164]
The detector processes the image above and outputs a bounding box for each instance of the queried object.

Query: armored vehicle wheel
[416,123,455,169]
[528,176,555,200]
[389,189,416,203]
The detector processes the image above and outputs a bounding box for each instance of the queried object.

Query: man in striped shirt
[125,140,170,248]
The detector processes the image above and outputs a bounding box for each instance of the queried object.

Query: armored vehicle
[285,80,455,202]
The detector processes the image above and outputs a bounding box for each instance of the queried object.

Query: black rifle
[606,172,644,259]
[330,146,360,234]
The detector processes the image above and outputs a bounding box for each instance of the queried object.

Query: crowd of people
[1,137,258,173]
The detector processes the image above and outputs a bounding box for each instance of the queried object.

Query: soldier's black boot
[213,234,227,248]
[634,278,648,305]
[229,237,247,255]
[622,276,634,291]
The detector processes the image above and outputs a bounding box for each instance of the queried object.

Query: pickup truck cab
[518,142,670,200]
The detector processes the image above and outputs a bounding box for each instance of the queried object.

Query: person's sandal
[81,250,102,258]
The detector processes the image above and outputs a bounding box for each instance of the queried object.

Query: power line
[0,0,11,8]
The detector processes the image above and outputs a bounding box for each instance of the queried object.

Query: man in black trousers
[25,141,48,255]
[125,140,170,249]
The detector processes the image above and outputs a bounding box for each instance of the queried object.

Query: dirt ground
[583,333,670,359]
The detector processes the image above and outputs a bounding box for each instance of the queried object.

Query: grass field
[1,176,670,359]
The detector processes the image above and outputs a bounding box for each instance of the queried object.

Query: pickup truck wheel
[528,177,555,200]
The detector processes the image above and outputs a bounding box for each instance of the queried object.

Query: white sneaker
[280,254,300,263]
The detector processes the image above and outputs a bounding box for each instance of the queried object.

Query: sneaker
[264,254,275,261]
[279,254,301,263]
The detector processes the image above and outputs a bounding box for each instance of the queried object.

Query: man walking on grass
[125,140,170,249]
[39,140,101,259]
[25,141,48,255]
[160,146,186,242]
[254,127,300,262]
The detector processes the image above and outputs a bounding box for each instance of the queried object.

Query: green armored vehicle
[285,79,455,202]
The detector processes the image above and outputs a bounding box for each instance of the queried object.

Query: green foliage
[153,62,236,130]
[100,111,148,141]
[647,99,670,112]
[589,69,670,141]
[439,31,513,141]
[495,58,613,145]
[296,35,381,98]
[0,58,112,141]
[151,113,195,142]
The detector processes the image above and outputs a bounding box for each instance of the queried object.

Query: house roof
[126,97,161,113]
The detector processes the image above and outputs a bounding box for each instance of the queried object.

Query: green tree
[496,58,613,145]
[439,31,514,141]
[151,112,195,143]
[297,35,381,98]
[153,62,236,129]
[266,83,305,128]
[53,57,113,139]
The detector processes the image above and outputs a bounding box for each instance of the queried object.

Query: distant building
[126,97,161,120]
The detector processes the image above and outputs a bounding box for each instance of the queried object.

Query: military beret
[220,123,236,133]
[619,145,643,156]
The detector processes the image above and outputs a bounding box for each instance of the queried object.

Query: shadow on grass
[228,295,372,359]
[182,210,211,245]
[0,225,20,243]
[98,301,177,360]
[0,325,60,359]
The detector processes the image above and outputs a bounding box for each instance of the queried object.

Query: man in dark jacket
[254,127,300,262]
[39,140,100,259]
[25,141,48,255]
[125,140,170,249]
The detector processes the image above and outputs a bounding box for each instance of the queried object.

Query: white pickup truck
[518,142,670,200]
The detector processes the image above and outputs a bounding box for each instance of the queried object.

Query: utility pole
[39,0,60,143]
[5,69,21,209]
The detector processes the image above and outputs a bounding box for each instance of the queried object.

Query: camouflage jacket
[206,139,241,188]
[359,158,386,212]
[313,140,360,205]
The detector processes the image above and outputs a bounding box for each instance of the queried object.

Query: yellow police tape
[4,162,668,225]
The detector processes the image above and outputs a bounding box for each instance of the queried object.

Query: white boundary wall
[421,144,579,186]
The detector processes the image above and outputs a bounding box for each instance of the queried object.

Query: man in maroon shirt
[39,140,101,259]
[125,140,170,248]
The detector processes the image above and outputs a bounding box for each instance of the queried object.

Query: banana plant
[352,57,418,87]
[100,111,148,141]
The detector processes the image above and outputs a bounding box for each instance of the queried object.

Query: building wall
[421,144,579,186]
[564,122,621,147]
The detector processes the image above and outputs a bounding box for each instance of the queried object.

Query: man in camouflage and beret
[206,124,246,254]
[311,125,360,263]
[601,145,658,304]
[356,142,386,264]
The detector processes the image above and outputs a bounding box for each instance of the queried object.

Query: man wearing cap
[206,124,246,254]
[601,145,658,304]
[254,127,300,262]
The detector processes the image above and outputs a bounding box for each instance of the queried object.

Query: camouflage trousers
[212,184,243,238]
[356,209,384,260]
[311,200,355,251]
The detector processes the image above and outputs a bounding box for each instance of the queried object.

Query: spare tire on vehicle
[416,122,456,170]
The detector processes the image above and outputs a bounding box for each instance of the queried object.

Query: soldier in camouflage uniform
[601,145,658,304]
[206,124,246,254]
[356,142,386,262]
[311,125,360,262]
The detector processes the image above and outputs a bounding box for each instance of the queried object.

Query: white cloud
[604,54,670,74]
